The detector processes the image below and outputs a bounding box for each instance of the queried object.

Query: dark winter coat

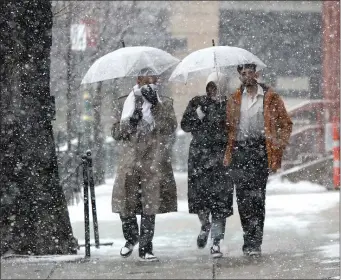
[181,75,234,219]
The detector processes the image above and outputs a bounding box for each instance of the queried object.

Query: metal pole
[82,154,91,257]
[86,150,100,248]
[66,2,73,151]
[83,90,92,150]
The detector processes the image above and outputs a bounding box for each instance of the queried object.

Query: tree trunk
[93,82,106,185]
[66,1,73,151]
[0,0,78,255]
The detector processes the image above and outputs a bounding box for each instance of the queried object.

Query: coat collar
[235,83,273,102]
[242,84,264,97]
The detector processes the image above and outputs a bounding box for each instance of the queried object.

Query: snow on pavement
[4,175,338,263]
[68,173,339,226]
[267,177,327,194]
[318,243,340,260]
[66,173,339,260]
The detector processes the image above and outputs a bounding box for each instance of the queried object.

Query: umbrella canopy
[81,46,180,84]
[168,46,267,84]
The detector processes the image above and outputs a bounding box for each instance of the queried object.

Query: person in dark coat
[180,71,233,258]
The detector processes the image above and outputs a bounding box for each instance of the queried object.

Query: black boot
[197,223,211,249]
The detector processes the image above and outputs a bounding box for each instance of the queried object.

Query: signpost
[69,19,99,149]
[83,90,93,149]
[70,24,87,51]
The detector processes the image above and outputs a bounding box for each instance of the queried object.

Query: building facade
[168,1,323,121]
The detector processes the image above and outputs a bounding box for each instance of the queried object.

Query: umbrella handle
[213,50,222,104]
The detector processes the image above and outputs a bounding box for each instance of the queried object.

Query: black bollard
[82,155,91,258]
[79,151,114,256]
[86,150,100,249]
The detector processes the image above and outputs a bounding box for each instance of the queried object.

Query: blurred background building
[168,1,323,119]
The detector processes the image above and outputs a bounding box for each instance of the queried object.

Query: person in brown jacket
[223,63,293,257]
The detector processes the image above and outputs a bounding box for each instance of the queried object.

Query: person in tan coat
[223,64,293,257]
[111,68,177,262]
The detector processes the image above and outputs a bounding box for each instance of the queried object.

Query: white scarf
[120,84,161,127]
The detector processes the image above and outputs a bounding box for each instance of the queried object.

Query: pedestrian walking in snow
[181,71,234,258]
[111,68,178,262]
[224,63,293,257]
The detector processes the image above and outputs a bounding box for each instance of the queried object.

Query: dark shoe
[243,247,261,258]
[120,242,135,258]
[249,248,262,257]
[139,252,159,262]
[210,245,223,259]
[197,224,211,249]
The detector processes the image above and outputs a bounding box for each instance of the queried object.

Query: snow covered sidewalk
[1,174,339,279]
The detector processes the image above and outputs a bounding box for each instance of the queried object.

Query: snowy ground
[67,173,339,257]
[2,173,339,279]
[68,173,337,226]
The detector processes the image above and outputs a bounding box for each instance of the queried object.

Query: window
[165,37,188,52]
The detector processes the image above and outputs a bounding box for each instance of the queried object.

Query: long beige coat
[111,94,178,217]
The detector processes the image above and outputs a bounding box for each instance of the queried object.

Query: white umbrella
[168,46,267,84]
[81,46,180,84]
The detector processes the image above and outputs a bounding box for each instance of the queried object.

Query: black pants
[120,213,155,255]
[230,137,269,252]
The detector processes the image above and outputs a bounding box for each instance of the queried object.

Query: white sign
[70,24,86,51]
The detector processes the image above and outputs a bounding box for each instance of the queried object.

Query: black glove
[141,85,158,106]
[130,107,142,126]
[199,96,214,114]
[190,96,201,108]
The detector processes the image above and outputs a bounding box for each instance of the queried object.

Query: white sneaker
[210,245,223,259]
[120,242,135,258]
[139,252,159,262]
[248,250,261,258]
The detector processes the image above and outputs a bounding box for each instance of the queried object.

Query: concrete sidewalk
[1,201,339,279]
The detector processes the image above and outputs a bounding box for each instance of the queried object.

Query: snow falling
[1,1,340,279]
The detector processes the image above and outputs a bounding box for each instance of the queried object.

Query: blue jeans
[198,209,226,242]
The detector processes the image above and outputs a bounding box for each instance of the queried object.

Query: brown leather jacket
[223,84,293,171]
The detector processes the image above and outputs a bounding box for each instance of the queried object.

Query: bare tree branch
[52,2,81,18]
